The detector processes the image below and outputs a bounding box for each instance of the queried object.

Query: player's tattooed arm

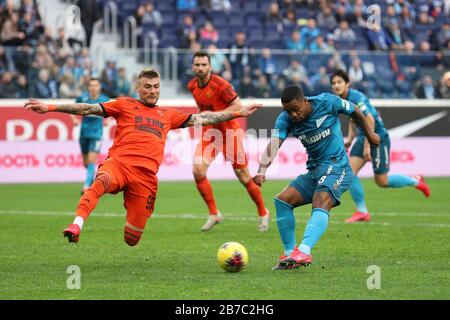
[254,137,284,186]
[184,103,262,127]
[24,99,104,116]
[351,107,380,146]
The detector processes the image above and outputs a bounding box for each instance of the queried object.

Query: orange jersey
[188,74,240,132]
[100,97,191,174]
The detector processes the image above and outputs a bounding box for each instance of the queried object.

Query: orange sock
[195,176,218,215]
[75,174,110,220]
[245,179,267,217]
[124,225,143,246]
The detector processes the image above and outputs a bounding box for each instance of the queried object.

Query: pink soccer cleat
[415,175,430,197]
[279,247,312,268]
[345,211,371,223]
[63,224,80,243]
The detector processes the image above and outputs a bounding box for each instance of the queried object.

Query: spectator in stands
[333,20,356,42]
[228,31,250,80]
[430,0,444,19]
[334,4,351,24]
[316,4,337,32]
[19,11,43,47]
[15,73,28,98]
[309,66,330,94]
[283,59,311,92]
[198,20,219,44]
[265,2,283,25]
[0,45,9,73]
[1,11,25,46]
[283,9,298,27]
[59,72,81,98]
[59,56,83,84]
[0,71,16,98]
[383,5,399,28]
[309,35,334,53]
[134,5,146,29]
[299,18,320,48]
[326,52,346,73]
[77,0,101,48]
[207,44,231,76]
[415,75,439,99]
[418,40,442,67]
[258,47,277,80]
[254,74,272,98]
[100,60,118,97]
[281,0,296,11]
[238,74,257,98]
[142,1,162,29]
[286,30,305,51]
[55,27,73,54]
[33,68,58,98]
[348,57,365,89]
[115,67,132,97]
[438,71,450,99]
[352,1,367,28]
[399,5,415,40]
[435,20,450,50]
[367,23,394,51]
[177,15,197,48]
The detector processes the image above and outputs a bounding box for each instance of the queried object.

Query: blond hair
[138,68,160,80]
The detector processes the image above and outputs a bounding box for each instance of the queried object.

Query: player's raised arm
[24,99,104,116]
[184,103,262,127]
[253,137,284,187]
[350,106,380,146]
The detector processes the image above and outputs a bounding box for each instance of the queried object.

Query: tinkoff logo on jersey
[299,129,331,145]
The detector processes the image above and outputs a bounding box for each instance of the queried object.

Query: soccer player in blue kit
[71,78,110,194]
[253,85,380,270]
[330,69,430,223]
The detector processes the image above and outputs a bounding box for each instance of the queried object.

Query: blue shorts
[289,159,354,207]
[79,137,102,154]
[350,135,390,174]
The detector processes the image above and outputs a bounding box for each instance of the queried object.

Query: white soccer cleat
[258,209,270,232]
[201,212,223,232]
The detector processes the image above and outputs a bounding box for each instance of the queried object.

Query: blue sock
[387,175,418,188]
[85,163,96,187]
[349,176,368,213]
[299,208,329,255]
[274,198,296,256]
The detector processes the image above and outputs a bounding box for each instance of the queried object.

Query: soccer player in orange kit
[188,52,269,232]
[24,69,261,246]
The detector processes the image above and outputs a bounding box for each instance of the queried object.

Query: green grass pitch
[0,178,449,300]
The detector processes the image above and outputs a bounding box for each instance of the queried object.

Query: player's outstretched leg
[377,174,430,197]
[235,168,270,231]
[346,176,371,223]
[63,173,112,243]
[194,175,222,231]
[280,208,329,268]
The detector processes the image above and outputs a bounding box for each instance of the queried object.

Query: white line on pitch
[0,210,449,228]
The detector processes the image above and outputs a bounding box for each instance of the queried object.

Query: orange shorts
[96,158,158,230]
[195,129,248,169]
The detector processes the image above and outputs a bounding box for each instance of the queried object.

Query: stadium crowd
[1,0,450,99]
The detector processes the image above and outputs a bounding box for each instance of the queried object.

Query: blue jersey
[346,88,388,138]
[273,93,356,170]
[76,93,110,139]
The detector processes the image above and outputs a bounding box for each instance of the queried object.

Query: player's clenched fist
[253,174,266,187]
[24,99,51,114]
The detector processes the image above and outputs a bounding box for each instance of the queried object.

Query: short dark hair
[89,77,101,83]
[281,85,304,104]
[192,51,211,63]
[330,69,349,84]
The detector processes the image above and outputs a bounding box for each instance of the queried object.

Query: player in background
[70,78,109,194]
[254,85,380,270]
[331,69,430,223]
[188,52,269,232]
[24,69,261,246]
